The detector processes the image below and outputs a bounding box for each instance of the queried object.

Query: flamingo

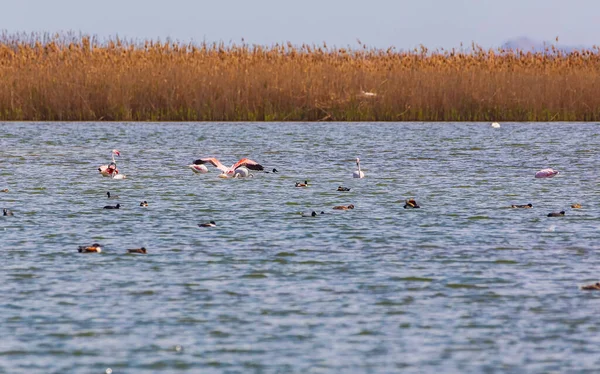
[99,149,121,177]
[188,163,209,174]
[193,157,264,178]
[535,168,559,178]
[353,158,364,178]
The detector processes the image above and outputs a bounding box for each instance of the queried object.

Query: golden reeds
[1,32,599,121]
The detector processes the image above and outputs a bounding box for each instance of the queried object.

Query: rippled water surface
[1,122,600,373]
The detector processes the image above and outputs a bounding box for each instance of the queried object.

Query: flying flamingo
[188,163,209,174]
[535,168,559,178]
[98,149,120,177]
[353,158,364,178]
[193,157,264,178]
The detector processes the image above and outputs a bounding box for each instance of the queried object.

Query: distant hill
[501,37,587,53]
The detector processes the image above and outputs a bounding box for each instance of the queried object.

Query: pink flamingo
[535,168,559,178]
[98,149,120,177]
[193,157,264,177]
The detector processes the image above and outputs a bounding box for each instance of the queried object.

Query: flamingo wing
[194,157,228,173]
[232,158,264,171]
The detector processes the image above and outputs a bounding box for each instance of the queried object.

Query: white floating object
[491,122,501,128]
[535,168,559,178]
[112,174,127,180]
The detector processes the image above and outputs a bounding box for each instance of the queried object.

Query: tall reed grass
[1,32,599,121]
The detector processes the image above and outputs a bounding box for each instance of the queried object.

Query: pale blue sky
[1,0,597,49]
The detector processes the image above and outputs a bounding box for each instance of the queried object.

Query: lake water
[1,122,600,373]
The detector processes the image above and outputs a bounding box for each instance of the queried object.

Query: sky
[1,0,598,50]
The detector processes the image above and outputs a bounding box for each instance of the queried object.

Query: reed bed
[1,32,600,121]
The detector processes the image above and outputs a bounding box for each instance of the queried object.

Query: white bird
[188,164,209,174]
[194,157,264,178]
[233,166,254,178]
[491,122,501,128]
[353,157,364,178]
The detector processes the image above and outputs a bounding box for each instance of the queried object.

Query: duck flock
[1,146,595,290]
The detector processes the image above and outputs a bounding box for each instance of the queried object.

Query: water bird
[188,163,209,174]
[106,192,119,199]
[302,211,318,217]
[264,168,279,173]
[337,186,351,191]
[0,188,8,192]
[571,203,582,209]
[193,157,264,178]
[98,150,120,177]
[491,122,501,128]
[511,203,533,208]
[139,201,148,207]
[127,247,147,254]
[581,282,600,291]
[353,158,364,179]
[333,204,355,210]
[103,204,121,209]
[198,221,216,227]
[547,211,565,217]
[78,243,102,253]
[295,181,309,187]
[232,166,254,178]
[404,199,420,209]
[3,208,14,216]
[535,168,559,178]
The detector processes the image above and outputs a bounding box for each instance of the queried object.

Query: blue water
[1,122,600,373]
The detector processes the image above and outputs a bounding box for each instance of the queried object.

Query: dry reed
[1,32,600,121]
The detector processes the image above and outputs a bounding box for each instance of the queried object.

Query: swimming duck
[337,186,351,191]
[295,181,309,187]
[581,282,600,291]
[547,211,565,217]
[333,204,355,210]
[302,211,318,217]
[511,203,533,208]
[265,168,279,173]
[127,247,147,254]
[107,191,119,199]
[3,208,14,216]
[404,199,420,209]
[571,203,582,209]
[139,201,148,207]
[198,221,216,227]
[78,243,102,253]
[0,189,8,192]
[103,204,121,209]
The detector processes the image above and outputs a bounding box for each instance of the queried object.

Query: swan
[491,122,501,128]
[353,158,364,178]
[194,157,264,178]
[535,168,559,178]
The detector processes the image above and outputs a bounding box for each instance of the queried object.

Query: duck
[295,181,309,187]
[0,188,8,192]
[78,243,102,253]
[103,204,121,209]
[353,158,365,179]
[139,201,148,207]
[581,282,600,291]
[511,203,533,208]
[333,204,355,210]
[337,186,351,191]
[547,211,565,217]
[198,221,216,227]
[571,203,582,209]
[403,199,420,209]
[106,191,119,199]
[127,247,147,254]
[302,211,318,217]
[3,208,14,216]
[264,168,279,173]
